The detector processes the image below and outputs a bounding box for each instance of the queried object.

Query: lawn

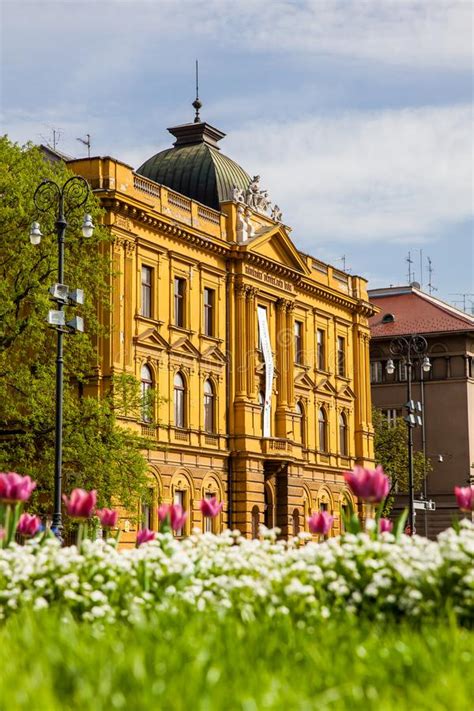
[0,609,472,711]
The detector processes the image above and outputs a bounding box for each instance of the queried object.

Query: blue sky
[1,0,472,308]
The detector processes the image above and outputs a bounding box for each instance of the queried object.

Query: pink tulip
[344,466,389,503]
[454,486,474,513]
[308,511,334,535]
[136,528,156,546]
[96,508,118,529]
[0,528,4,540]
[62,488,97,519]
[200,496,223,518]
[379,518,393,533]
[0,472,36,503]
[158,503,187,532]
[17,512,41,538]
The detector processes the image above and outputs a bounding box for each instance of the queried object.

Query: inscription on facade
[245,266,294,293]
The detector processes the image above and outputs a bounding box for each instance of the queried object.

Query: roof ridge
[413,288,474,325]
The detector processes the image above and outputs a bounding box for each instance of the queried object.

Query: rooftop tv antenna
[406,251,414,283]
[76,133,91,158]
[449,293,474,313]
[40,127,62,150]
[192,59,202,123]
[427,257,437,295]
[338,255,351,273]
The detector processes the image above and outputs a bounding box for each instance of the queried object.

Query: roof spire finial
[192,59,202,123]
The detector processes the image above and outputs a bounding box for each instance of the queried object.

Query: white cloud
[2,0,472,71]
[224,104,473,245]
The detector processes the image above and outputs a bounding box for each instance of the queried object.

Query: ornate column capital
[235,282,247,298]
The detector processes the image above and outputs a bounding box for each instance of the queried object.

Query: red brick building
[369,285,474,537]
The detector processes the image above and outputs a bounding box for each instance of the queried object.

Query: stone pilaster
[286,301,295,406]
[235,282,247,399]
[246,287,257,397]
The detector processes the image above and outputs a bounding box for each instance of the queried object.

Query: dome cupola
[137,118,251,211]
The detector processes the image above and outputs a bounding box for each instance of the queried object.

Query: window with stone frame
[337,336,346,377]
[174,277,186,327]
[203,287,215,337]
[339,412,348,456]
[318,407,328,452]
[317,329,326,370]
[203,379,215,433]
[141,265,153,318]
[140,364,153,423]
[173,372,186,428]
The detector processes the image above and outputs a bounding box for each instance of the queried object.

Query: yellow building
[69,111,375,543]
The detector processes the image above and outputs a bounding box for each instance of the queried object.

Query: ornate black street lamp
[386,335,431,534]
[30,176,93,537]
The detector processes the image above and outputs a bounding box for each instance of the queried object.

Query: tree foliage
[373,407,431,513]
[0,136,149,522]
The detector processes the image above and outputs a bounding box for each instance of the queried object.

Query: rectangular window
[203,287,215,337]
[384,408,399,426]
[174,277,186,327]
[337,336,346,377]
[141,265,153,318]
[173,490,185,536]
[370,361,383,383]
[257,305,267,350]
[317,329,325,370]
[294,321,303,364]
[398,361,407,382]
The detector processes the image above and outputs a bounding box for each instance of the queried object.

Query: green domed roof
[137,121,251,211]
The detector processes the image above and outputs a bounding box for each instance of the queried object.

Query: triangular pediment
[316,376,337,396]
[294,370,316,390]
[134,327,169,351]
[337,384,356,400]
[170,336,201,358]
[201,344,227,365]
[245,225,311,275]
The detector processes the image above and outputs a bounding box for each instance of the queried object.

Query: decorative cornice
[103,197,230,257]
[103,197,376,317]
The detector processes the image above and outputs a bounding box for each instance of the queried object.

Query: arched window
[140,364,153,423]
[295,401,305,445]
[258,391,265,436]
[339,412,348,456]
[251,505,260,539]
[318,407,327,452]
[292,508,300,537]
[174,372,186,428]
[203,379,215,433]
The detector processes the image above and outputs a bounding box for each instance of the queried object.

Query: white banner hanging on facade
[257,306,273,438]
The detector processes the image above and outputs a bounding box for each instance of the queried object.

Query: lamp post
[30,176,93,537]
[386,335,431,534]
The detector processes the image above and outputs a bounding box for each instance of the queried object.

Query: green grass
[0,610,472,711]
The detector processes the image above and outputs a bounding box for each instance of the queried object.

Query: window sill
[136,315,164,327]
[169,325,195,337]
[199,334,223,344]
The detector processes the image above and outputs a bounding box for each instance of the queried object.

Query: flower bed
[1,521,472,625]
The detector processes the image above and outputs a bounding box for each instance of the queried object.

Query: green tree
[0,136,150,525]
[373,407,431,514]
